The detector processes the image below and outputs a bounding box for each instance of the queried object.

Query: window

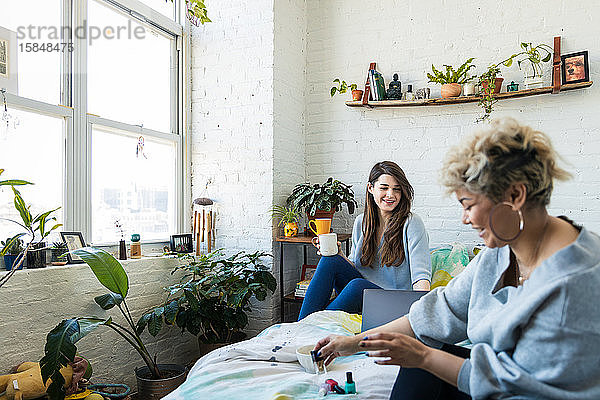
[91,126,176,242]
[0,0,187,246]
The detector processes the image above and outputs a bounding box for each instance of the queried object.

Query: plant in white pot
[40,247,186,400]
[427,58,477,98]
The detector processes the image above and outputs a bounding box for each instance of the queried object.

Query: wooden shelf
[275,232,351,243]
[345,81,593,108]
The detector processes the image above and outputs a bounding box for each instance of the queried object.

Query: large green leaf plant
[40,247,162,400]
[138,250,276,344]
[287,177,358,217]
[0,169,62,288]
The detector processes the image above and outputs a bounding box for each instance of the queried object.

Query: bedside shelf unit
[275,233,351,323]
[345,81,593,108]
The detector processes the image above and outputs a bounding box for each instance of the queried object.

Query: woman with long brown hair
[298,161,431,320]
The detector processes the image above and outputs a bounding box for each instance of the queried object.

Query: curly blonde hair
[440,117,571,206]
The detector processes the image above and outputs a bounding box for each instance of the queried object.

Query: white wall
[274,0,307,319]
[0,259,197,389]
[190,0,600,331]
[190,0,280,333]
[305,0,600,247]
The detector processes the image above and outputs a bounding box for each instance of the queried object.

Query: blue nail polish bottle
[345,371,356,394]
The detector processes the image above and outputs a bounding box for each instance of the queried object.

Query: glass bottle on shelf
[404,85,415,101]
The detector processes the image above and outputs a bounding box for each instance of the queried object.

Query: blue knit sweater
[409,226,600,399]
[348,213,431,289]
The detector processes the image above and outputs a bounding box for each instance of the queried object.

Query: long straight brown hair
[360,161,414,267]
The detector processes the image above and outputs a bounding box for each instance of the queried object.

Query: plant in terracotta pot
[40,247,187,400]
[330,79,363,101]
[138,250,276,355]
[427,58,477,98]
[287,178,358,233]
[269,204,301,237]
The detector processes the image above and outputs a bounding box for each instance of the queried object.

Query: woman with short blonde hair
[313,118,600,399]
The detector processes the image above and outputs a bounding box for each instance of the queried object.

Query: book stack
[295,279,311,298]
[368,68,386,101]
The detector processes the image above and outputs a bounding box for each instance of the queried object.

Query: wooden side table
[275,233,351,322]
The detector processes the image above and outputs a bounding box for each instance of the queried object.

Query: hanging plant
[167,0,211,26]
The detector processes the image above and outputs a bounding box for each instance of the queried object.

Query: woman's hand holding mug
[311,233,340,256]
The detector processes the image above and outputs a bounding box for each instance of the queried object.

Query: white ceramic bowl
[296,344,318,374]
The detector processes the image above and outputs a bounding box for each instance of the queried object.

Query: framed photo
[170,234,193,253]
[301,264,317,281]
[561,51,589,84]
[60,232,86,264]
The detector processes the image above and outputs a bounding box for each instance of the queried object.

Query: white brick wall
[305,0,600,247]
[0,258,197,389]
[190,0,281,334]
[189,0,600,333]
[274,0,307,320]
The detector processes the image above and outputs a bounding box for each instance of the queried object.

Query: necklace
[515,217,550,285]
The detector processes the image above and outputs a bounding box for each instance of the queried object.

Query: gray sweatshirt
[408,226,600,399]
[348,213,431,289]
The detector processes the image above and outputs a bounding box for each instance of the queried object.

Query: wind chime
[193,197,215,255]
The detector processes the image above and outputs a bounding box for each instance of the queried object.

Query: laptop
[361,289,428,332]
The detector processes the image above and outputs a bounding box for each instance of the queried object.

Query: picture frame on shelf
[561,51,589,84]
[60,231,86,264]
[170,234,193,253]
[300,264,317,281]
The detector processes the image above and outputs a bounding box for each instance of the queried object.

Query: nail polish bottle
[345,371,356,394]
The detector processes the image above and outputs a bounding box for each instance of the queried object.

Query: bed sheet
[164,310,400,399]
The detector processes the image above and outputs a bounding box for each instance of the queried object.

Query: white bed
[164,311,400,399]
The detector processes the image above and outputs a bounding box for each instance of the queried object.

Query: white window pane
[88,0,172,133]
[0,109,64,242]
[142,0,175,20]
[91,127,176,244]
[0,0,62,105]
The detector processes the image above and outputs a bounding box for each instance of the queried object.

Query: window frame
[2,0,190,247]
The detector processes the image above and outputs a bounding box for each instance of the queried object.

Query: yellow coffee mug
[309,218,332,235]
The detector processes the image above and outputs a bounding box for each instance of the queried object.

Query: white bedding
[164,311,400,399]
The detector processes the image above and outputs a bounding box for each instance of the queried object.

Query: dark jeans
[297,254,381,320]
[390,343,472,400]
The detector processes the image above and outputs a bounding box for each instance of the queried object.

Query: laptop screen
[361,289,428,332]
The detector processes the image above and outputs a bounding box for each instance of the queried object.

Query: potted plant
[1,235,24,271]
[40,247,187,400]
[427,58,477,98]
[50,241,68,266]
[330,79,363,101]
[476,41,553,121]
[0,170,61,287]
[269,204,301,237]
[138,250,276,355]
[287,178,357,233]
[516,42,553,89]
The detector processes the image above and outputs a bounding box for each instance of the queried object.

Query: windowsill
[0,253,181,276]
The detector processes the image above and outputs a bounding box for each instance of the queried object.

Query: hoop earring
[488,201,524,242]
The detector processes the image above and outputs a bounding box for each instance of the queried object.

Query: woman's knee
[316,254,349,272]
[344,278,373,293]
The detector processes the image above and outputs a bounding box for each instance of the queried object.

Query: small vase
[351,89,363,101]
[284,222,298,237]
[441,83,462,98]
[119,240,127,260]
